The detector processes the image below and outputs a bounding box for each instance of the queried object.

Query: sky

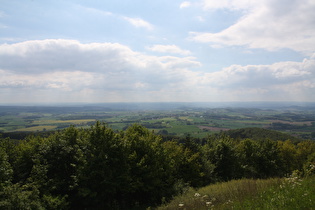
[0,0,314,104]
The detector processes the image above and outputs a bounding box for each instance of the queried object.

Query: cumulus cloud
[147,44,191,55]
[191,0,315,55]
[0,39,145,74]
[202,59,314,88]
[0,39,200,96]
[198,55,315,101]
[0,39,314,103]
[123,17,154,30]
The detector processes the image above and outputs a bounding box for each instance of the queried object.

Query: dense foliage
[0,122,314,209]
[223,127,302,142]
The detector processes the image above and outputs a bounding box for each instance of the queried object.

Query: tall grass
[157,176,315,209]
[158,178,282,209]
[233,175,315,209]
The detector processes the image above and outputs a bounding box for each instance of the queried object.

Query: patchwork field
[33,119,96,125]
[0,103,314,139]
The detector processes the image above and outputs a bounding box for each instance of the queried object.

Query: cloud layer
[191,0,315,55]
[0,39,314,103]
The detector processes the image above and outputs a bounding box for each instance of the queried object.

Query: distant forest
[1,123,315,209]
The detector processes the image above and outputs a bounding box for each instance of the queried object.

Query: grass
[233,175,315,209]
[157,175,315,209]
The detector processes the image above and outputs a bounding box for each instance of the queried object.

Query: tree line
[0,122,314,209]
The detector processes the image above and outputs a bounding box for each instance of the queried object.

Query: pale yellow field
[33,119,96,124]
[179,116,193,121]
[15,125,57,132]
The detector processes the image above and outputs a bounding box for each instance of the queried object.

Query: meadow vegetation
[158,175,315,209]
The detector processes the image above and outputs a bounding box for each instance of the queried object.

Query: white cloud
[192,0,315,55]
[0,69,96,91]
[211,63,311,88]
[76,6,153,31]
[147,44,191,55]
[123,17,154,30]
[0,39,200,101]
[0,39,314,103]
[198,55,315,101]
[0,39,158,74]
[180,1,191,9]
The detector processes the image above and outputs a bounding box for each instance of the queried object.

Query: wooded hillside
[0,123,314,209]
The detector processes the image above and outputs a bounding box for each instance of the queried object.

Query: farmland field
[33,119,96,125]
[0,102,315,139]
[15,125,57,132]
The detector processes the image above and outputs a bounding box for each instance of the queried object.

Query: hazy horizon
[1,101,315,110]
[1,0,314,103]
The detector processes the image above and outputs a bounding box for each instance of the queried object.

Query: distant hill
[222,127,302,142]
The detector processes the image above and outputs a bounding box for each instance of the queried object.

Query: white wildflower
[194,192,201,197]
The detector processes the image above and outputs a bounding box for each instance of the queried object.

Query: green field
[0,104,314,139]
